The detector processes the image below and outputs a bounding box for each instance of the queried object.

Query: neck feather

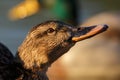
[14,52,49,80]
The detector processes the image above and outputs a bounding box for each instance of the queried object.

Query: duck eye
[47,28,55,34]
[47,28,55,33]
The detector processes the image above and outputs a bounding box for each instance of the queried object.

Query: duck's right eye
[47,28,56,35]
[47,28,55,33]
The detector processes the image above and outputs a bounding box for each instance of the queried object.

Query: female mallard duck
[0,20,108,80]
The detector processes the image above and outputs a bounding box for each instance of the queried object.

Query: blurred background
[0,0,120,80]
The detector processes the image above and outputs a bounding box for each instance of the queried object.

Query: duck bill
[72,24,108,42]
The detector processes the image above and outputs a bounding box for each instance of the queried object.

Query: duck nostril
[77,28,81,31]
[77,27,82,31]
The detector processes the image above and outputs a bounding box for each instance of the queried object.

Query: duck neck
[21,68,49,80]
[14,52,49,80]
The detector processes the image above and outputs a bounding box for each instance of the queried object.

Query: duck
[0,20,108,80]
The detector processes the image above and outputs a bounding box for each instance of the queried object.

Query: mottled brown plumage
[0,20,108,80]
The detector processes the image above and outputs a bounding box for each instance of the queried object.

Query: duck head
[17,20,108,71]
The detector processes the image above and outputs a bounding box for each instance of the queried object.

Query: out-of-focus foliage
[9,0,40,20]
